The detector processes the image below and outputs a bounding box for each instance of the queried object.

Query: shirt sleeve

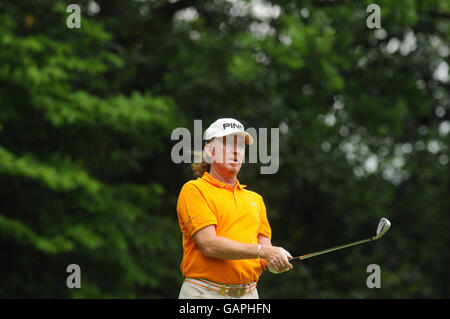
[257,195,272,239]
[177,182,218,237]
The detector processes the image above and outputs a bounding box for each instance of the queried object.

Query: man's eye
[223,138,245,148]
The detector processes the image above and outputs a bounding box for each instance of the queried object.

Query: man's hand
[259,245,293,273]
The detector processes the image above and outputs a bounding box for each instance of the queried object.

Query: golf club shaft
[289,237,375,262]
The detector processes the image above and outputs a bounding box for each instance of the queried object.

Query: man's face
[208,134,246,177]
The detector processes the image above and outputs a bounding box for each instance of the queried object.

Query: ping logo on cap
[223,123,244,131]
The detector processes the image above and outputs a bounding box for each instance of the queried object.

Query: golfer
[177,118,293,299]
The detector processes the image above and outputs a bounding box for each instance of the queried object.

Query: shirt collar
[201,172,247,190]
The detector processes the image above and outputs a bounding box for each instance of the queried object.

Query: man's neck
[209,168,237,188]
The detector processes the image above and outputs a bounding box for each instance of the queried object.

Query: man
[177,118,293,299]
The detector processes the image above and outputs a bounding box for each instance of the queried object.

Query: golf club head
[374,217,391,240]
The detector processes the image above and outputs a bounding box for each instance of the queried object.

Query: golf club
[289,217,391,262]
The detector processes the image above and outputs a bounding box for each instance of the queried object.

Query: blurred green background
[0,0,449,298]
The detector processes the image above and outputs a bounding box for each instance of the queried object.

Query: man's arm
[193,225,260,260]
[257,234,271,270]
[193,225,293,272]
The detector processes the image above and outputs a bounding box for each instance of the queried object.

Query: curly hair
[191,139,213,177]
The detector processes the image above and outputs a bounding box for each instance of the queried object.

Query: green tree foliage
[0,0,182,297]
[0,0,449,298]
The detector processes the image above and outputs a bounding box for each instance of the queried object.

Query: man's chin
[225,162,242,174]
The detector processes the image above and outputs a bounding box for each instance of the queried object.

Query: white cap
[204,118,254,145]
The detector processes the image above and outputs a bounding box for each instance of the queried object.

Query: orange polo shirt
[177,172,272,285]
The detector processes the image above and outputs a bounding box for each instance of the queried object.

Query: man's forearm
[257,234,271,268]
[202,235,259,260]
[198,231,292,272]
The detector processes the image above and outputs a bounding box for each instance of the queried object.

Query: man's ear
[204,142,214,163]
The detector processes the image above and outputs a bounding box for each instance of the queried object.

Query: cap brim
[214,130,254,145]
